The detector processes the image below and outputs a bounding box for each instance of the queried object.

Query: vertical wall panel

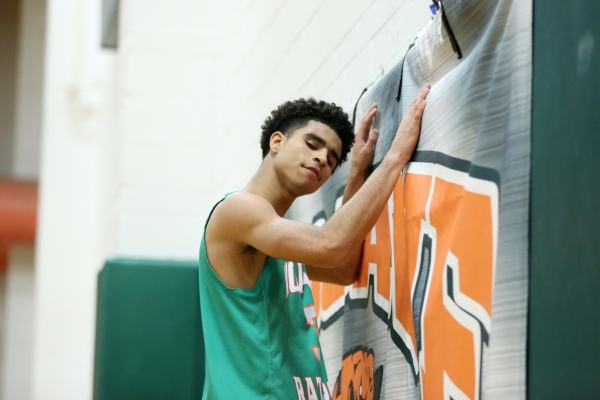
[529,0,600,398]
[0,0,19,176]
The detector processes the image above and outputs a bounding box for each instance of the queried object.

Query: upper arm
[208,192,344,268]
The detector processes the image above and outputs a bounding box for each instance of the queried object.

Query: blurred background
[0,0,433,398]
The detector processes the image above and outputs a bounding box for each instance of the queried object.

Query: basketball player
[199,84,430,399]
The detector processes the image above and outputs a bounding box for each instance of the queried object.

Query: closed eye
[307,140,334,168]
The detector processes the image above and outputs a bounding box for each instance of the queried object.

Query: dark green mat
[94,258,204,400]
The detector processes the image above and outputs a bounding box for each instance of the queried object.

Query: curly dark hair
[260,98,354,168]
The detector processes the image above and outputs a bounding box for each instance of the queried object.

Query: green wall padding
[530,0,600,398]
[93,258,204,400]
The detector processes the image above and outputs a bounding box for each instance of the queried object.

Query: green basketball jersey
[199,193,331,399]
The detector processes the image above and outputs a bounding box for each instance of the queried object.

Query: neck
[242,158,296,217]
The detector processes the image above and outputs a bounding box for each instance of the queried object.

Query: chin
[293,182,320,197]
[303,187,319,196]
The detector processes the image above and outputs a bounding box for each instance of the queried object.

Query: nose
[313,148,328,166]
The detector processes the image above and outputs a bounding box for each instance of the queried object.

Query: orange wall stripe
[0,179,38,270]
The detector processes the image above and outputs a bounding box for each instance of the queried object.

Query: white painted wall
[33,0,432,398]
[114,0,221,260]
[33,0,115,398]
[1,245,35,400]
[0,272,6,398]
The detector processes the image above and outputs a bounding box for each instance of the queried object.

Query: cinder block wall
[35,1,431,398]
[114,0,221,259]
[115,0,431,260]
[215,0,431,190]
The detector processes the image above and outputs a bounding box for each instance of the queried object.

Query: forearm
[307,162,368,284]
[319,163,368,283]
[306,246,362,285]
[322,154,404,262]
[343,165,368,203]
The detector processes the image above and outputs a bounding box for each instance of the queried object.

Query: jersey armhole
[201,191,262,293]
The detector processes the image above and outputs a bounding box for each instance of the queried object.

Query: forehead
[294,120,342,152]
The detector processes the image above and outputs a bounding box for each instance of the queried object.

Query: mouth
[303,165,321,181]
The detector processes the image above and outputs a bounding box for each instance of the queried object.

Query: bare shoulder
[207,192,278,242]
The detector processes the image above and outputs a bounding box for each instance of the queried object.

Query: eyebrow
[304,132,341,166]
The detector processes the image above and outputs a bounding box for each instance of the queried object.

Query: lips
[303,164,321,180]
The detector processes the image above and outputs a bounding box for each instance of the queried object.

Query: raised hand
[391,84,430,165]
[342,103,380,203]
[349,103,379,178]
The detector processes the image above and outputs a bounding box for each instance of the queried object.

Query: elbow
[349,264,361,284]
[330,244,362,286]
[325,246,362,286]
[329,258,360,286]
[324,240,351,268]
[337,266,360,286]
[316,225,356,268]
[318,238,349,268]
[331,251,347,270]
[315,232,357,270]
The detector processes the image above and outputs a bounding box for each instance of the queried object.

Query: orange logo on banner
[401,165,496,400]
[313,157,498,400]
[353,201,391,309]
[332,346,383,400]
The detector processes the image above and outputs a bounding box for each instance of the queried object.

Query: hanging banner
[288,0,531,398]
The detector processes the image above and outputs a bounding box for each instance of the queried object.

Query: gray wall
[0,0,20,176]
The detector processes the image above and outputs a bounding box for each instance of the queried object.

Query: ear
[269,131,285,154]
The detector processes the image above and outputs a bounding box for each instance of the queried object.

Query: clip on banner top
[431,0,463,59]
[352,87,369,129]
[395,1,463,104]
[395,43,415,103]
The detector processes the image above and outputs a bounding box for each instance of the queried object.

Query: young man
[199,85,430,399]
